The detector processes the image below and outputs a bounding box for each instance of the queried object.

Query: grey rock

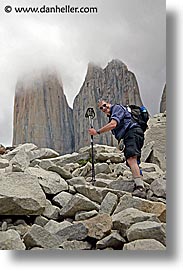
[99,192,118,215]
[132,163,164,186]
[75,184,106,203]
[95,152,123,163]
[109,176,135,192]
[143,114,166,171]
[55,152,90,166]
[75,210,98,221]
[42,200,60,220]
[9,148,30,172]
[67,176,88,186]
[0,168,6,174]
[80,162,92,177]
[55,223,88,243]
[0,173,46,215]
[127,221,166,246]
[34,216,49,227]
[1,221,8,231]
[140,162,164,179]
[38,159,54,170]
[44,220,72,234]
[48,165,73,179]
[61,240,92,250]
[160,84,166,113]
[25,167,68,195]
[0,229,26,250]
[28,148,60,161]
[4,143,38,161]
[68,185,76,194]
[95,173,116,180]
[72,162,92,177]
[96,231,126,249]
[71,169,81,178]
[63,163,80,173]
[0,158,9,169]
[142,172,164,184]
[123,239,166,250]
[8,224,30,237]
[141,141,155,163]
[113,163,128,176]
[146,189,154,200]
[23,224,60,249]
[94,178,113,188]
[30,159,41,167]
[150,177,166,198]
[112,207,160,237]
[95,163,111,175]
[52,191,73,208]
[75,184,127,204]
[132,188,146,199]
[114,193,166,222]
[150,196,166,204]
[59,193,99,218]
[79,144,119,155]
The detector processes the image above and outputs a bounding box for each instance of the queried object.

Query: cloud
[0,0,166,146]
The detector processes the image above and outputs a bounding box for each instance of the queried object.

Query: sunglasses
[100,103,107,110]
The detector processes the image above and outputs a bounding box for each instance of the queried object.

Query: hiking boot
[133,177,146,198]
[134,177,145,190]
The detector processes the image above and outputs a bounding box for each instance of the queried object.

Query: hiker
[88,99,146,193]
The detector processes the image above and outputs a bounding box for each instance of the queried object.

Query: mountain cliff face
[73,59,143,151]
[160,84,166,113]
[13,70,74,154]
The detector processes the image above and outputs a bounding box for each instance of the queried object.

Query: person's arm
[88,119,117,136]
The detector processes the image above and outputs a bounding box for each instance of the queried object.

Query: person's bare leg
[127,156,145,190]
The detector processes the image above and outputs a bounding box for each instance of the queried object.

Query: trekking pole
[85,107,96,184]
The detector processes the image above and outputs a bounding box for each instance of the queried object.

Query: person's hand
[88,128,97,136]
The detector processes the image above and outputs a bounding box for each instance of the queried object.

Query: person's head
[97,99,111,115]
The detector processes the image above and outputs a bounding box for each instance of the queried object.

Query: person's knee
[127,156,136,167]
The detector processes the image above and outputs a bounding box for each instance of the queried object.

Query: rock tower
[13,69,74,154]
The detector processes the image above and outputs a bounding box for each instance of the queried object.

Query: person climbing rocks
[88,99,146,196]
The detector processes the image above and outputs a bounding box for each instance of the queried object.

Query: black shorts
[123,127,144,160]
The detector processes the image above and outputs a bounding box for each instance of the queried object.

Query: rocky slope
[141,114,166,171]
[0,113,166,250]
[73,59,143,150]
[13,69,74,155]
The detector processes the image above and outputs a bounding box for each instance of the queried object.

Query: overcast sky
[0,0,166,146]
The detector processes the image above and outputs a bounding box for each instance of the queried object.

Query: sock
[137,159,143,176]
